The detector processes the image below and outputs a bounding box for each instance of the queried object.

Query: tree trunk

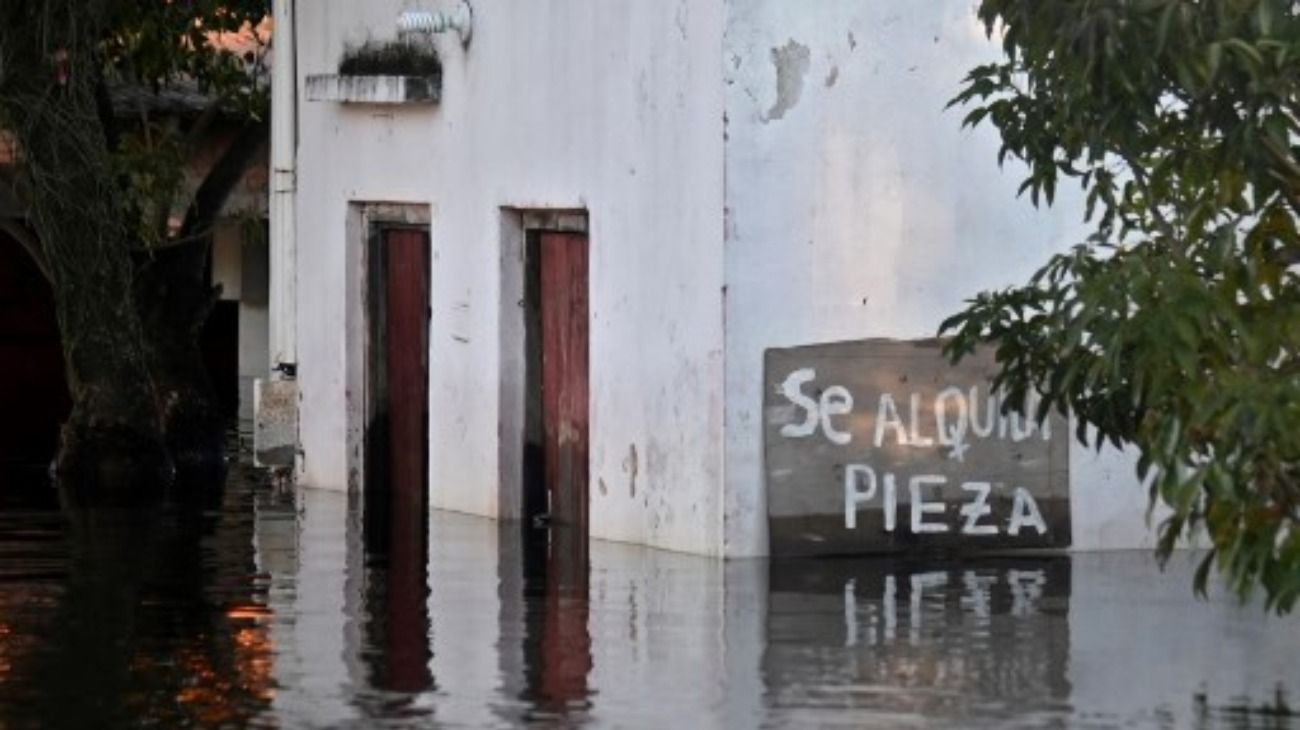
[2,2,267,505]
[133,120,268,497]
[0,0,171,504]
[53,276,172,507]
[133,241,226,501]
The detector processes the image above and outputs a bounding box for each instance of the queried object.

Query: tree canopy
[0,0,269,255]
[943,0,1300,611]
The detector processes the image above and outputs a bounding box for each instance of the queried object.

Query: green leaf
[1194,549,1217,599]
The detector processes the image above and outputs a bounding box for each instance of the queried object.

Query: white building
[264,0,1154,558]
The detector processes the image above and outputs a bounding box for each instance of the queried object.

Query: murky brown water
[0,469,1296,728]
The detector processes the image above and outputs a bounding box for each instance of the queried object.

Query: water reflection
[0,476,272,727]
[359,483,434,699]
[0,475,1297,728]
[519,526,592,720]
[765,558,1072,725]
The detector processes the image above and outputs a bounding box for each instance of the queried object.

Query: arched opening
[0,231,69,480]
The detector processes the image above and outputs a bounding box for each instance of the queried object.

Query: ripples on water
[0,468,1296,729]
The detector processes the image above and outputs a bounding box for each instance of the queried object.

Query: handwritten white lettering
[779,369,819,438]
[874,393,908,447]
[821,385,854,445]
[843,464,876,529]
[1008,487,1048,536]
[839,465,1051,539]
[909,475,948,533]
[908,393,935,447]
[958,481,998,535]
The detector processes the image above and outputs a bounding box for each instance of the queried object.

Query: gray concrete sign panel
[764,339,1070,557]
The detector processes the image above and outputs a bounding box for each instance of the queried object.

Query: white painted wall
[211,220,271,428]
[293,0,727,555]
[721,0,1150,556]
[289,0,1157,557]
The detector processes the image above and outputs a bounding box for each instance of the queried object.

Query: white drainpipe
[255,0,300,473]
[270,0,298,376]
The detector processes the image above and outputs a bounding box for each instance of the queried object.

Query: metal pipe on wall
[269,0,297,374]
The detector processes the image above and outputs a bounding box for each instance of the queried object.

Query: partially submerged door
[363,225,431,691]
[538,231,589,532]
[536,229,591,707]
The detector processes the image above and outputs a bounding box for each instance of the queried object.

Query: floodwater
[0,469,1296,729]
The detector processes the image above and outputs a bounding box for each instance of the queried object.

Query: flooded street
[0,471,1296,729]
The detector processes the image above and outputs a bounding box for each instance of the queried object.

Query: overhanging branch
[177,119,268,241]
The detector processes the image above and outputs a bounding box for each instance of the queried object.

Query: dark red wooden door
[382,227,431,692]
[384,228,430,513]
[539,231,589,530]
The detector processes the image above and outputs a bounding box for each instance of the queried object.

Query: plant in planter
[306,39,443,104]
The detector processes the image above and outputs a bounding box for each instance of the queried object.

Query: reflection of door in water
[538,231,589,532]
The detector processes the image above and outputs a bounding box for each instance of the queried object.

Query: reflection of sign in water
[764,339,1070,556]
[764,558,1072,714]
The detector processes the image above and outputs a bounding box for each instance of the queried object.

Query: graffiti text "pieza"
[843,464,1048,536]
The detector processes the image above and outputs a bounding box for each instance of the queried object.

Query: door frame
[498,209,589,523]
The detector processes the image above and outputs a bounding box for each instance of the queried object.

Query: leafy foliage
[942,0,1300,612]
[102,0,268,113]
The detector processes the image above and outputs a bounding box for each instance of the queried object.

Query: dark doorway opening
[361,223,432,692]
[0,232,69,478]
[522,228,589,544]
[202,300,240,421]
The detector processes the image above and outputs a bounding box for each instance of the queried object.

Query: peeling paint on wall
[763,39,810,122]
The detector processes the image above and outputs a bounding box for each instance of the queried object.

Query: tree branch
[94,74,120,153]
[1121,152,1177,241]
[177,119,267,241]
[183,99,224,158]
[1258,134,1300,219]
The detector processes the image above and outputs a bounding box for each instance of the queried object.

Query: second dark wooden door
[538,231,589,531]
[383,227,430,540]
[381,227,431,690]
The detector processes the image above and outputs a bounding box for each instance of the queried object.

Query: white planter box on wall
[304,74,440,105]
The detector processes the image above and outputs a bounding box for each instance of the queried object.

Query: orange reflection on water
[0,622,11,678]
[163,604,276,724]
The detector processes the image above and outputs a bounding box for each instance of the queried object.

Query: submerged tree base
[55,420,173,509]
[56,421,229,511]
